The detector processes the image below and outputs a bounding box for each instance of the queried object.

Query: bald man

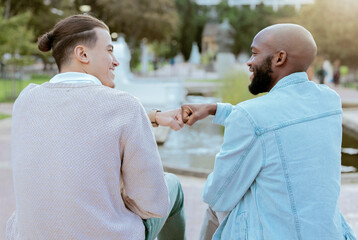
[182,24,356,239]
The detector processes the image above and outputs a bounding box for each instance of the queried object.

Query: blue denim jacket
[203,72,356,240]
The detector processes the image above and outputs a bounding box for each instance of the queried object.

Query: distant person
[7,15,186,240]
[317,65,327,84]
[153,58,159,71]
[333,59,341,87]
[181,24,356,239]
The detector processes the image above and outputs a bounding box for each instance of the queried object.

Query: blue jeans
[143,173,186,240]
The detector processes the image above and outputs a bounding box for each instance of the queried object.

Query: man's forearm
[206,103,217,116]
[181,103,218,126]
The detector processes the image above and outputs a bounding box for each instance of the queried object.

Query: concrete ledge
[342,102,358,108]
[153,126,170,145]
[164,163,358,184]
[342,108,358,140]
[184,82,220,97]
[342,173,358,184]
[163,163,211,178]
[0,117,12,130]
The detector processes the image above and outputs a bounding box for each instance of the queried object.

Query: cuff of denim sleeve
[213,103,233,126]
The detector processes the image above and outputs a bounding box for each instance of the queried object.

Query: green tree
[1,0,78,70]
[292,0,358,67]
[0,8,38,99]
[174,0,209,61]
[74,0,179,66]
[0,9,37,70]
[216,2,276,55]
[76,0,179,48]
[0,0,75,38]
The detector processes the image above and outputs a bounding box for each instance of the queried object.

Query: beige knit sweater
[7,82,169,240]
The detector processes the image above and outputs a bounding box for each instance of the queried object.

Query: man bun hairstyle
[37,15,109,70]
[38,33,54,52]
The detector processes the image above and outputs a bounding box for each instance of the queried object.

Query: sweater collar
[49,72,102,85]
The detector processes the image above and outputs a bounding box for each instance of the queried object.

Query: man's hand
[181,103,217,126]
[155,108,184,131]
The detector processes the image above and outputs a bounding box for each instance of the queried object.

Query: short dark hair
[38,15,109,70]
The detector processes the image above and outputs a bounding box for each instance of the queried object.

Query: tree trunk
[4,0,11,19]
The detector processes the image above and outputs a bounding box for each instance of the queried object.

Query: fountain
[112,37,186,143]
[140,39,149,74]
[215,19,236,78]
[112,36,186,111]
[189,43,201,65]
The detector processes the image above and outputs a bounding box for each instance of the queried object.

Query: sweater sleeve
[119,97,169,219]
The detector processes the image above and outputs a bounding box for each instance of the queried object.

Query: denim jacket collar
[270,72,309,93]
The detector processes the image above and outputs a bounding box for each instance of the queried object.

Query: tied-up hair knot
[46,33,54,43]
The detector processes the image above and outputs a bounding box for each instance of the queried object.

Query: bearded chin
[248,56,273,95]
[248,71,272,95]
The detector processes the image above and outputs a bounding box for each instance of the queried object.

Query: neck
[60,62,87,74]
[269,69,300,91]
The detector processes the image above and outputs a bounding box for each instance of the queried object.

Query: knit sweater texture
[7,82,169,240]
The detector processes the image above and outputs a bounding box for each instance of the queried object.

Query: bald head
[253,24,317,72]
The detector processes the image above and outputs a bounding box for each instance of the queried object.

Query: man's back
[7,82,169,240]
[205,73,354,239]
[244,72,343,239]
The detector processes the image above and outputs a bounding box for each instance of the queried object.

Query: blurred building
[202,23,220,55]
[196,0,315,11]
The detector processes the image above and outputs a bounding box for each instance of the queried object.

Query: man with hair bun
[182,24,356,239]
[7,14,185,240]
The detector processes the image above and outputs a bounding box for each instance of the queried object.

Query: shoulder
[15,83,41,101]
[21,83,41,93]
[317,83,340,98]
[236,94,272,117]
[225,103,260,130]
[233,93,286,129]
[95,86,143,108]
[99,87,148,121]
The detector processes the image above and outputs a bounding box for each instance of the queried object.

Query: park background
[1,0,358,239]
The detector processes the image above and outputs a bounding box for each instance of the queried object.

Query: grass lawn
[0,75,50,102]
[0,114,11,120]
[218,70,265,105]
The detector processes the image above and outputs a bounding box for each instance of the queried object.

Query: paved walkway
[331,84,358,106]
[327,84,358,137]
[0,104,12,115]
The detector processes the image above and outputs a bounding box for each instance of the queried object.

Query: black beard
[248,55,273,95]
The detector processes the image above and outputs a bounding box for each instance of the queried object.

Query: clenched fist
[155,108,184,131]
[181,103,217,126]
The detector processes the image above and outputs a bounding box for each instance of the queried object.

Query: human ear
[74,45,89,64]
[275,50,287,67]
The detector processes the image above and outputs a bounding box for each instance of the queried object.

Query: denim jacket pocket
[213,209,248,240]
[235,212,248,240]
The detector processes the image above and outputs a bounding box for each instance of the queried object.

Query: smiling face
[85,28,119,88]
[246,35,275,95]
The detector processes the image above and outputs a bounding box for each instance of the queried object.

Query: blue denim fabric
[203,72,356,240]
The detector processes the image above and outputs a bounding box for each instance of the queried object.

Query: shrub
[218,70,263,105]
